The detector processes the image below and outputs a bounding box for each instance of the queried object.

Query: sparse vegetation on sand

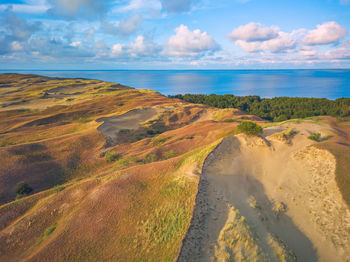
[308,132,321,142]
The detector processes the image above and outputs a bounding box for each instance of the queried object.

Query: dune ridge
[178,121,350,262]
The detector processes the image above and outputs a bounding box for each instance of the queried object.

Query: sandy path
[96,107,157,145]
[178,122,350,262]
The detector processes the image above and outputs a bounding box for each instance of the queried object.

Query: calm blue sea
[1,70,350,99]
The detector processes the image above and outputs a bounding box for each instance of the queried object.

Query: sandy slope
[96,107,158,145]
[178,121,350,262]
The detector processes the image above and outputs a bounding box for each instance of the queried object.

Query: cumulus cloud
[128,35,161,57]
[235,34,296,52]
[165,24,218,57]
[102,14,142,36]
[230,23,298,53]
[109,35,161,59]
[110,44,123,57]
[303,21,347,45]
[227,22,279,42]
[47,0,112,19]
[161,0,197,13]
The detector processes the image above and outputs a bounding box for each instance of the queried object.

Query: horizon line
[1,68,350,71]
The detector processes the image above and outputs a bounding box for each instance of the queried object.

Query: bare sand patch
[96,107,158,145]
[178,121,350,262]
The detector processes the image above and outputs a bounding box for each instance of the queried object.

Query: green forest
[169,94,350,122]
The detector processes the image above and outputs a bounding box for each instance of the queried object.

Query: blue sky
[0,0,350,69]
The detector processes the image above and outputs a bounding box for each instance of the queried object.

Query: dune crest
[178,121,350,262]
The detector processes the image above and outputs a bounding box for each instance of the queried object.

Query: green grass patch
[163,150,177,160]
[0,138,16,147]
[151,136,171,146]
[114,155,138,170]
[105,151,121,163]
[308,133,321,142]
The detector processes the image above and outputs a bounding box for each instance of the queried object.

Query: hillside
[0,74,350,261]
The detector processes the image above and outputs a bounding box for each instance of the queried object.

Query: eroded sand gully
[178,123,350,262]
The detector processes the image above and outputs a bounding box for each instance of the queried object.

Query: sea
[1,70,350,99]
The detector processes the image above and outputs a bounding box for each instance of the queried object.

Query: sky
[0,0,350,69]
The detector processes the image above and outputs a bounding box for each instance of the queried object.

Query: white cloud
[299,46,317,58]
[303,21,347,45]
[128,35,160,57]
[228,22,299,53]
[110,44,123,57]
[227,22,279,42]
[10,41,23,51]
[165,24,218,57]
[108,35,160,59]
[70,41,82,47]
[325,48,350,59]
[234,32,296,52]
[102,15,142,36]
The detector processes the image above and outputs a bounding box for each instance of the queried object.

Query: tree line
[169,94,350,121]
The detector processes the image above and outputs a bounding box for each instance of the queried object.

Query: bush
[237,121,263,136]
[105,151,121,162]
[15,181,33,195]
[143,153,159,164]
[308,133,321,142]
[163,150,177,159]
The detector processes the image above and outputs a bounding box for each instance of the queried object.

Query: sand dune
[178,121,350,262]
[96,107,158,145]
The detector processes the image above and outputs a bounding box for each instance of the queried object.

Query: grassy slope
[317,117,350,207]
[0,74,245,261]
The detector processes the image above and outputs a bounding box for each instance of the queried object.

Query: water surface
[1,70,349,99]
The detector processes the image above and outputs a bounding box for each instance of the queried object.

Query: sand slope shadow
[178,136,317,262]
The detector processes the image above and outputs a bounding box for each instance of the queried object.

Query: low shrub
[105,151,121,162]
[237,121,263,136]
[142,153,159,164]
[308,132,321,142]
[15,181,33,195]
[151,136,171,146]
[163,150,177,159]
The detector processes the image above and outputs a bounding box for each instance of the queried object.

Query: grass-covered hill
[0,73,349,261]
[0,73,258,261]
